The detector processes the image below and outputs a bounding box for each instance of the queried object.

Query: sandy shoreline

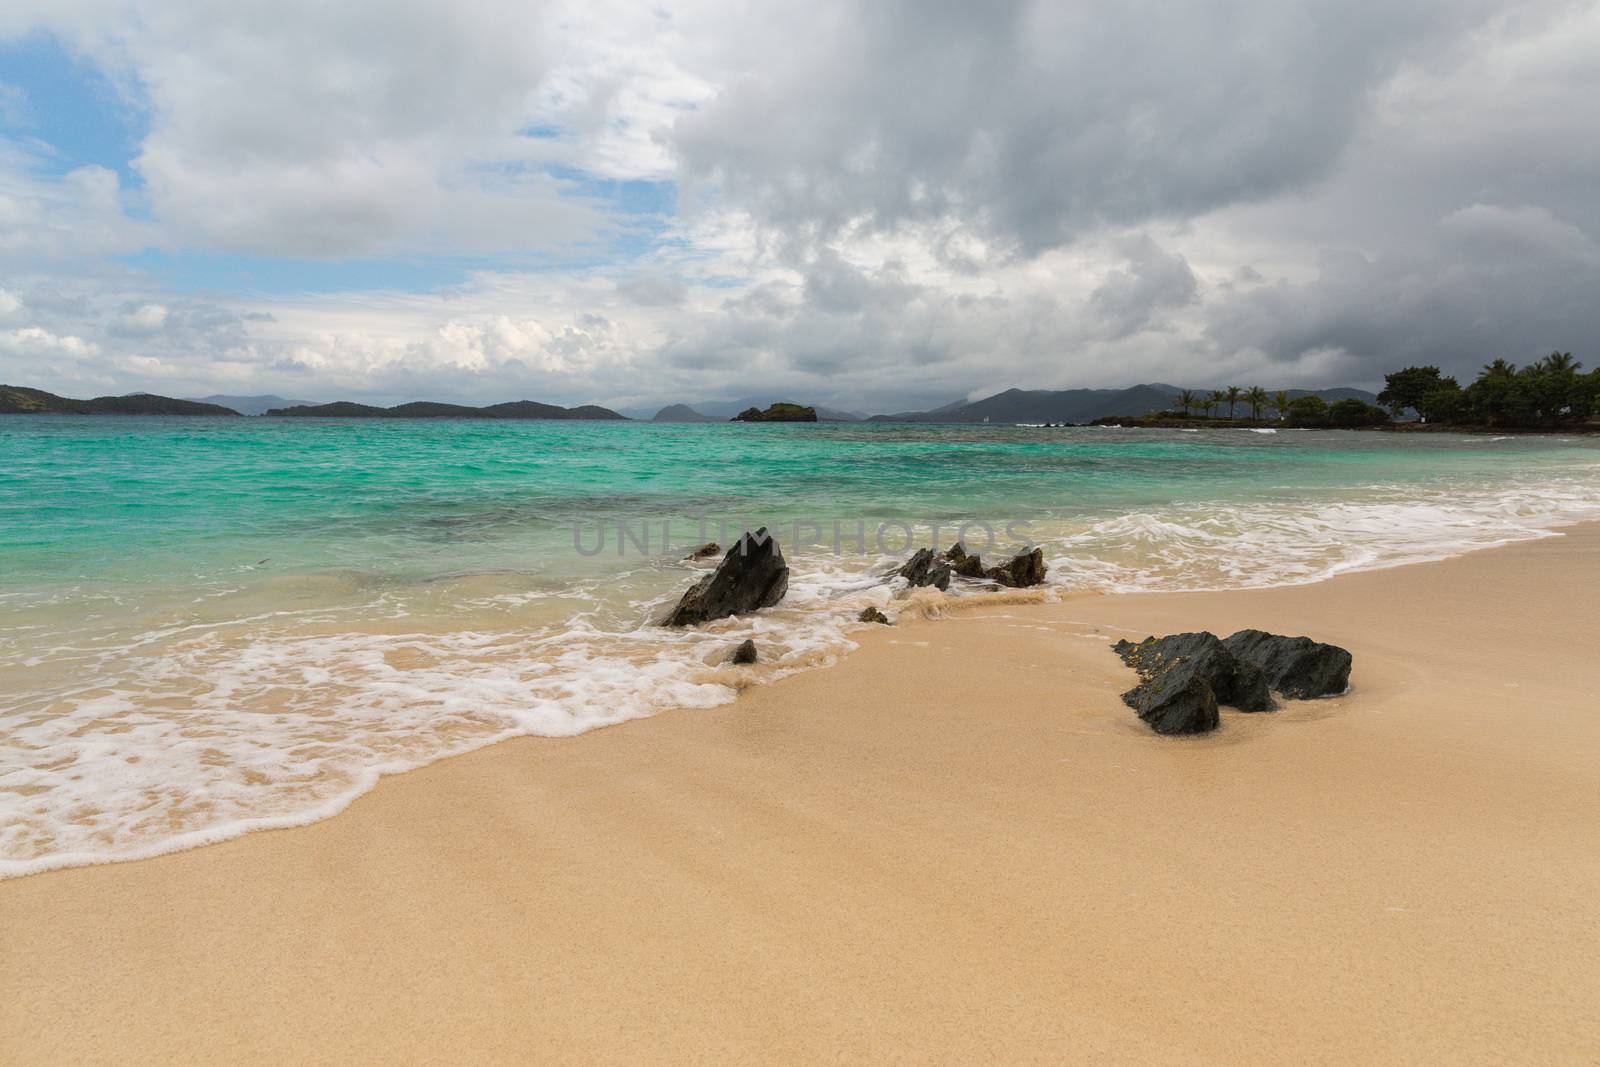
[4,528,1599,1064]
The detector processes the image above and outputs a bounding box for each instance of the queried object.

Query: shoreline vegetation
[1095,355,1600,433]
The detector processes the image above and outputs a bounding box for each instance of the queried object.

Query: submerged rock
[1222,629,1352,699]
[942,543,986,579]
[858,606,891,624]
[898,547,952,590]
[683,542,721,561]
[661,529,789,627]
[730,639,758,664]
[984,547,1048,588]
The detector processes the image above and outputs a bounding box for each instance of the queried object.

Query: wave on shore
[6,467,1600,878]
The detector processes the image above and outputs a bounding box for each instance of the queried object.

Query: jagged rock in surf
[661,529,788,627]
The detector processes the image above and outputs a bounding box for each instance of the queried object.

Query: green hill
[1,385,241,416]
[265,398,628,420]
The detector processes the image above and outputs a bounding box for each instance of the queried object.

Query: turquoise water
[5,415,1600,875]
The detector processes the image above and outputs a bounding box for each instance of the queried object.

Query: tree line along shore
[1094,355,1600,432]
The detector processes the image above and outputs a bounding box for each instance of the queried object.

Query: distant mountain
[1283,387,1379,403]
[185,394,317,416]
[813,406,865,422]
[265,398,628,420]
[866,384,1380,423]
[2,385,241,416]
[652,404,720,423]
[868,385,1176,424]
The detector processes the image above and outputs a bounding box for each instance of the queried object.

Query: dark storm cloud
[674,0,1509,255]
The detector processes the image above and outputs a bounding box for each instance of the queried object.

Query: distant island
[264,400,627,420]
[732,403,817,423]
[14,366,1588,430]
[1,385,242,416]
[185,394,318,416]
[645,400,863,422]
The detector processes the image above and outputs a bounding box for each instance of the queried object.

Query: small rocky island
[731,403,817,422]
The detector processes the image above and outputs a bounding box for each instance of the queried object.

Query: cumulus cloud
[0,145,152,262]
[1,0,1599,407]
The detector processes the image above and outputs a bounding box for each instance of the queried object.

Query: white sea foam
[6,466,1600,877]
[1037,474,1600,592]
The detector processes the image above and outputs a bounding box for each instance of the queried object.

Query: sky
[2,0,1599,413]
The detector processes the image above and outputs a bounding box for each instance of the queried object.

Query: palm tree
[1272,391,1291,420]
[1224,386,1243,419]
[1176,389,1198,416]
[1245,386,1268,421]
[1207,390,1226,417]
[1543,352,1581,373]
[1481,359,1516,378]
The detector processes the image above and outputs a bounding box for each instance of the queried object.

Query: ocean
[5,415,1600,876]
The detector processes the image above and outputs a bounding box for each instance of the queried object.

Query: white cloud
[1,0,1599,408]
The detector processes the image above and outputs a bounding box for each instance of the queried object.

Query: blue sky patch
[0,31,145,185]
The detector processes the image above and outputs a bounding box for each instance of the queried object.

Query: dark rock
[1222,629,1353,699]
[858,606,891,624]
[1113,632,1276,713]
[661,529,789,626]
[942,543,986,579]
[984,547,1048,588]
[730,639,758,664]
[683,542,720,561]
[1123,663,1220,735]
[898,548,952,590]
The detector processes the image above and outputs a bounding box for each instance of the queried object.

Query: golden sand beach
[4,527,1598,1064]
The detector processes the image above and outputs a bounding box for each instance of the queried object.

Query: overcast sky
[3,0,1598,412]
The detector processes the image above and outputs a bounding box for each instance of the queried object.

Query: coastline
[4,526,1599,1063]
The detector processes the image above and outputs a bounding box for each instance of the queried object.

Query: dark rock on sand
[1112,633,1276,713]
[1222,629,1353,699]
[661,529,788,627]
[1122,663,1220,735]
[683,542,720,561]
[858,606,891,624]
[898,548,952,590]
[943,543,986,579]
[730,639,758,664]
[984,547,1048,588]
[1111,627,1353,735]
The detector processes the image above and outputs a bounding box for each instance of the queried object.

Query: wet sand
[3,527,1598,1064]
